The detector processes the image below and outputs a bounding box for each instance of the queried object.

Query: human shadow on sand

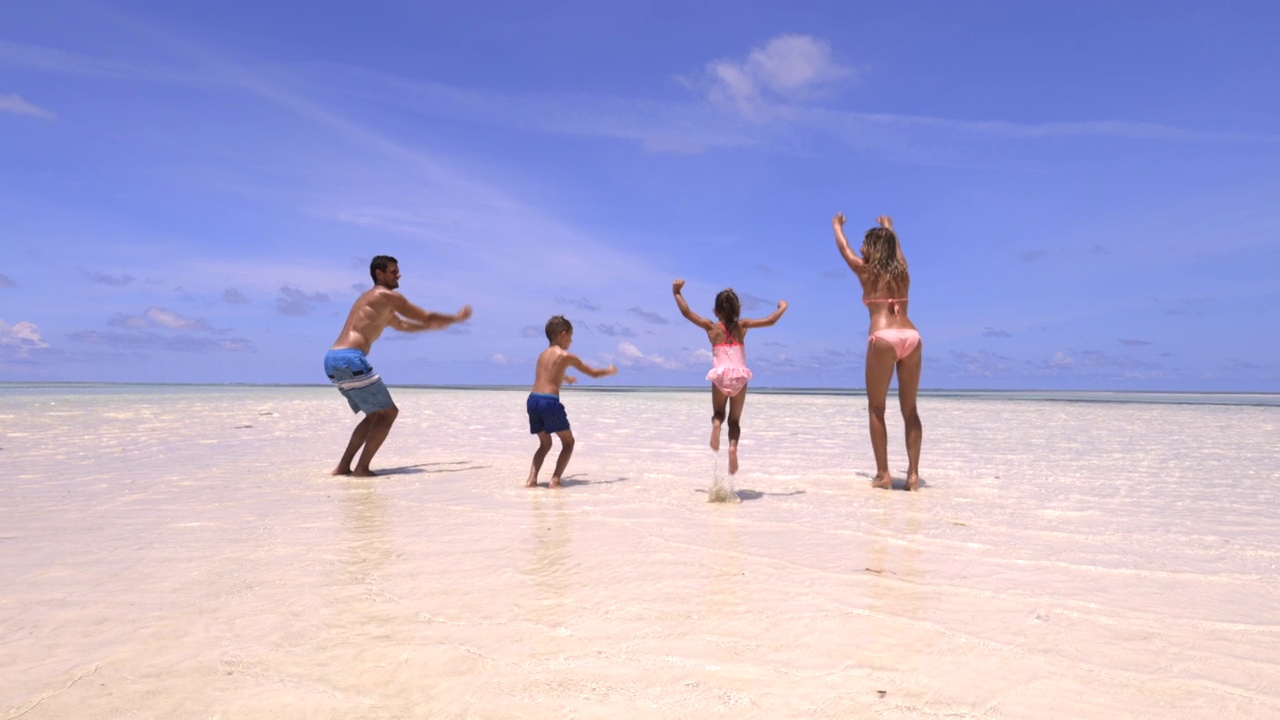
[693,488,807,501]
[853,470,928,491]
[378,461,492,475]
[529,474,631,488]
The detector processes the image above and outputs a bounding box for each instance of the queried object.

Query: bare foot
[710,419,722,451]
[352,468,378,477]
[331,466,353,476]
[904,474,920,491]
[525,478,539,488]
[549,478,563,489]
[728,442,739,475]
[871,473,892,490]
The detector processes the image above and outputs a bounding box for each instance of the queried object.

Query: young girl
[832,213,923,491]
[672,279,788,474]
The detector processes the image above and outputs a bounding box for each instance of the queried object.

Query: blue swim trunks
[527,392,570,434]
[324,348,394,415]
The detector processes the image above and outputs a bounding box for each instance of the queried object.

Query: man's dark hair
[545,315,573,342]
[370,255,398,283]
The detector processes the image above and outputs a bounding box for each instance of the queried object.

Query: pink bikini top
[864,296,908,316]
[713,322,743,347]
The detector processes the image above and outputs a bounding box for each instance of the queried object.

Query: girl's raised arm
[742,300,788,329]
[672,279,714,330]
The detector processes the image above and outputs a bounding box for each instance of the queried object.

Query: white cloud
[489,353,522,366]
[0,93,56,120]
[0,319,50,357]
[612,340,683,370]
[109,307,211,331]
[703,35,852,115]
[145,307,210,330]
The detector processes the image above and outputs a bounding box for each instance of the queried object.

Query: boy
[526,315,617,489]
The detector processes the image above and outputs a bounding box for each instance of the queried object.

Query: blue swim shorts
[527,392,570,434]
[324,348,394,415]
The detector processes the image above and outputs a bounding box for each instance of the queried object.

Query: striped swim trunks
[324,348,394,414]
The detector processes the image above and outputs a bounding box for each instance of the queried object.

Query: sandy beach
[3,384,1278,719]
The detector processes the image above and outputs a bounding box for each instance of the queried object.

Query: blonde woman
[833,213,922,491]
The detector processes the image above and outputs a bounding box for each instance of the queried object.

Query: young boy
[526,315,617,489]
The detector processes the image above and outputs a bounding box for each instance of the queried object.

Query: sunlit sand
[3,385,1278,718]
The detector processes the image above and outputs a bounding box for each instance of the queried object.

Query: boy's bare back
[532,346,576,395]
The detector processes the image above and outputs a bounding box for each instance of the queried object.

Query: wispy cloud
[948,349,1014,377]
[592,323,636,338]
[108,307,212,331]
[611,340,682,370]
[695,35,853,117]
[1119,338,1153,347]
[627,306,668,325]
[556,296,600,312]
[0,318,50,358]
[85,271,135,286]
[276,286,329,316]
[69,330,251,352]
[223,288,250,305]
[0,274,15,288]
[983,328,1012,338]
[1047,349,1159,370]
[1016,250,1048,263]
[0,93,55,120]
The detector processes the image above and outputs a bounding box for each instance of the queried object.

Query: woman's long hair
[714,289,741,337]
[862,227,909,292]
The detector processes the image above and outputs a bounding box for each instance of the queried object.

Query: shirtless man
[324,255,472,476]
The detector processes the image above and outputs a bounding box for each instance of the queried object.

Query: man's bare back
[332,286,401,354]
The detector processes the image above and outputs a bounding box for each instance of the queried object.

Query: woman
[832,213,922,491]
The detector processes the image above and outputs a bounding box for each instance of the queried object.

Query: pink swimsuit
[864,297,921,360]
[706,323,752,397]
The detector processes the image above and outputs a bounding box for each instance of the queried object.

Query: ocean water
[2,384,1278,718]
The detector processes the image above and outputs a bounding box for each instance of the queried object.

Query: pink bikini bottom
[869,328,922,361]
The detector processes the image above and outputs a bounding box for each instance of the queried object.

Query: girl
[672,279,788,474]
[832,213,923,491]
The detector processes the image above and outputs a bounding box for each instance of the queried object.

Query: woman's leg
[896,342,923,490]
[865,337,897,489]
[727,387,747,474]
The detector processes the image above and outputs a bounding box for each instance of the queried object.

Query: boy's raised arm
[568,354,618,379]
[672,279,713,329]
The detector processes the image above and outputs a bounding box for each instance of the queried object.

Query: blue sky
[2,1,1277,391]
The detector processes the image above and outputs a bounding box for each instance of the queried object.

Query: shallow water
[2,385,1278,718]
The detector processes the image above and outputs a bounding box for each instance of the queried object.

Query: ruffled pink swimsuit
[706,323,752,397]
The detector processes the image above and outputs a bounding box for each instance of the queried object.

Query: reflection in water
[863,496,929,662]
[527,494,572,625]
[706,514,743,622]
[339,479,392,590]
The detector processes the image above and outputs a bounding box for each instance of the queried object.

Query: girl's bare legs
[727,388,747,474]
[710,385,729,451]
[896,344,924,491]
[865,338,897,489]
[526,432,553,488]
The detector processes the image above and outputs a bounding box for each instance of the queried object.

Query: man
[324,255,472,476]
